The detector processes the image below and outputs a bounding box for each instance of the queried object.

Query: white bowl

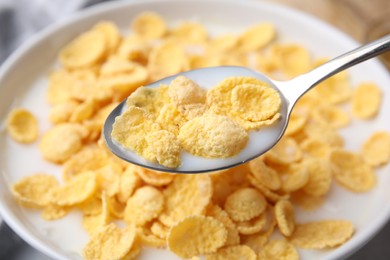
[1,0,390,259]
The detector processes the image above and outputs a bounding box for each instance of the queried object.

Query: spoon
[104,34,390,173]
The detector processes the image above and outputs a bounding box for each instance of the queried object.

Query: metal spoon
[104,34,390,173]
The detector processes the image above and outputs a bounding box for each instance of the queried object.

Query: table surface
[0,0,390,259]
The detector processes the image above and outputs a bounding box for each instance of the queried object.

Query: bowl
[0,0,390,259]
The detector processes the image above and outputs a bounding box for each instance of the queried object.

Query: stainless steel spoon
[104,34,390,173]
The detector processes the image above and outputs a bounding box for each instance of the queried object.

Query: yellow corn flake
[12,174,58,208]
[290,191,324,211]
[280,164,309,193]
[51,171,97,206]
[83,223,137,260]
[39,123,87,164]
[236,212,267,235]
[78,195,102,216]
[93,21,121,54]
[49,101,79,124]
[70,100,96,123]
[82,192,110,235]
[315,77,352,105]
[265,137,302,165]
[168,76,206,107]
[247,174,289,203]
[177,103,207,120]
[95,163,122,196]
[300,138,331,159]
[126,85,170,116]
[238,23,275,52]
[178,114,248,158]
[106,195,125,219]
[100,56,139,76]
[207,204,240,246]
[311,105,350,129]
[137,227,167,248]
[233,112,281,131]
[136,167,175,186]
[242,229,274,254]
[331,149,376,192]
[46,70,74,105]
[352,82,382,119]
[159,175,212,226]
[170,22,208,43]
[275,200,295,237]
[41,204,70,221]
[224,187,267,222]
[167,215,227,258]
[207,76,265,116]
[206,245,256,260]
[207,35,238,53]
[271,44,311,77]
[146,130,181,168]
[117,165,141,203]
[249,157,281,191]
[231,83,281,122]
[301,158,332,197]
[148,41,188,81]
[304,123,344,148]
[290,220,354,249]
[258,240,299,260]
[189,55,221,70]
[111,106,157,162]
[116,35,149,64]
[60,30,106,69]
[362,131,390,167]
[124,186,164,226]
[156,104,188,135]
[150,221,170,239]
[123,239,141,259]
[132,12,167,39]
[62,145,109,181]
[7,108,39,143]
[285,113,307,136]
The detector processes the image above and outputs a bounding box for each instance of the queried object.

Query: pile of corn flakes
[112,75,281,168]
[7,12,390,260]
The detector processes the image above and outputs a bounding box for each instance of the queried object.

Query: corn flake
[167,215,227,258]
[236,212,267,235]
[265,137,302,165]
[7,108,39,143]
[352,82,382,119]
[132,12,167,39]
[275,200,295,237]
[207,204,240,246]
[249,157,281,191]
[301,158,332,197]
[238,23,275,52]
[136,167,175,186]
[258,240,299,260]
[170,22,208,43]
[362,131,390,167]
[206,245,256,260]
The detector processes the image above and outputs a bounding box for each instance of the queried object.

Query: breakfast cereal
[361,131,390,167]
[258,240,299,260]
[275,200,295,237]
[352,82,382,119]
[7,108,38,143]
[206,245,257,260]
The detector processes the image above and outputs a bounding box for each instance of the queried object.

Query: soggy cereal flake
[238,23,275,52]
[41,204,70,221]
[300,138,331,159]
[137,167,175,186]
[178,114,248,158]
[301,158,332,197]
[83,223,136,260]
[126,85,170,116]
[362,131,390,167]
[236,213,267,235]
[7,108,38,143]
[206,245,256,260]
[170,22,208,43]
[132,12,167,39]
[167,215,227,258]
[39,123,87,164]
[148,41,188,81]
[51,171,97,206]
[177,103,207,120]
[290,220,354,249]
[224,188,267,222]
[258,240,299,260]
[93,21,120,54]
[331,149,376,192]
[111,107,156,161]
[275,200,295,237]
[49,101,79,124]
[249,157,281,191]
[352,82,382,119]
[12,174,58,208]
[156,104,188,135]
[280,164,309,193]
[60,30,106,69]
[168,76,206,107]
[159,175,212,226]
[146,130,181,168]
[117,165,141,203]
[265,137,302,165]
[124,186,164,226]
[207,204,240,246]
[207,76,265,116]
[233,112,281,131]
[231,83,281,121]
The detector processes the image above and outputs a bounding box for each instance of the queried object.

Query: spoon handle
[279,34,390,108]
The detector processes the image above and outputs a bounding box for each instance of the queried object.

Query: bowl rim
[1,0,390,259]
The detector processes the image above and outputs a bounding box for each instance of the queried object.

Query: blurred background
[0,0,389,259]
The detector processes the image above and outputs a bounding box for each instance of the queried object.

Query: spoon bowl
[104,34,390,173]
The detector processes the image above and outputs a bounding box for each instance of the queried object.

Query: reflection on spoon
[104,34,390,173]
